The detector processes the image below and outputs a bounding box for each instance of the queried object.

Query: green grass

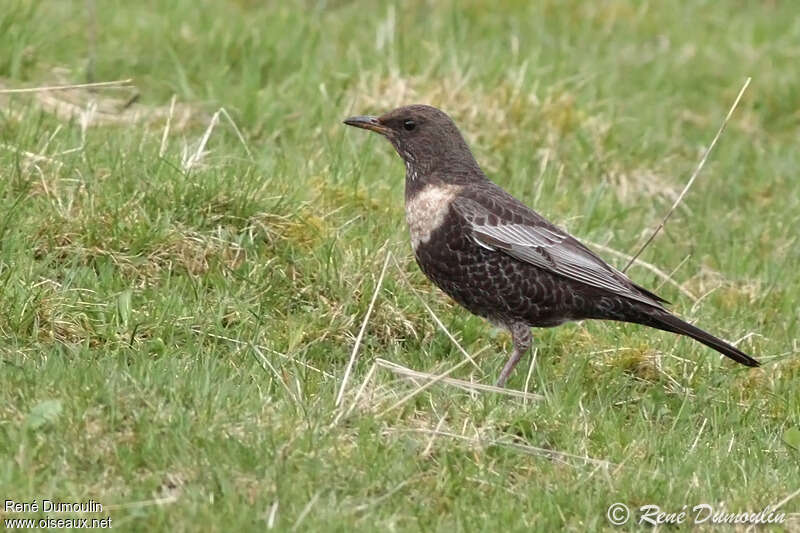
[1,0,799,530]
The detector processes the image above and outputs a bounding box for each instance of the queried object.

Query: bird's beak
[343,115,391,135]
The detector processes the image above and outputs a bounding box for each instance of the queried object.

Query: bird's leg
[495,323,532,387]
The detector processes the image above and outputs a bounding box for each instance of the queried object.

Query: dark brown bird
[344,105,759,386]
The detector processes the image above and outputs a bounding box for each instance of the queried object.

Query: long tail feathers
[646,312,760,367]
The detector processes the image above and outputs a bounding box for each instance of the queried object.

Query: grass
[1,0,799,530]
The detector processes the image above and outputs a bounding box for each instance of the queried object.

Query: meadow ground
[1,1,799,531]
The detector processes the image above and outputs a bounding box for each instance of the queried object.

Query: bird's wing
[452,196,666,308]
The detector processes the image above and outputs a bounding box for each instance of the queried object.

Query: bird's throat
[404,160,420,182]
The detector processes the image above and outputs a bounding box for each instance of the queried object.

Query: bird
[343,104,759,387]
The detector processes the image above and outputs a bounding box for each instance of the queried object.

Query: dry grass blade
[349,477,417,514]
[689,417,708,452]
[586,240,698,302]
[159,95,177,158]
[375,358,543,401]
[523,346,539,405]
[1,77,191,128]
[333,362,378,425]
[500,440,616,469]
[198,330,334,379]
[773,486,800,511]
[623,77,752,273]
[335,248,392,407]
[391,255,481,371]
[377,355,478,417]
[181,107,252,170]
[291,491,322,531]
[251,344,299,405]
[266,501,279,529]
[183,109,221,170]
[655,253,692,293]
[103,495,178,511]
[219,107,254,161]
[0,78,133,94]
[405,429,615,469]
[0,143,65,168]
[422,416,447,457]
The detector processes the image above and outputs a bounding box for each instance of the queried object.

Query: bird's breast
[405,184,462,250]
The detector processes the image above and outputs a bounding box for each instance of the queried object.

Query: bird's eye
[403,119,416,131]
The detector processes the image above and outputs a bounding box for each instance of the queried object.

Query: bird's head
[344,104,479,179]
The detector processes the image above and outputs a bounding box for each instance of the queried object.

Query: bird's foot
[495,352,521,388]
[495,323,532,388]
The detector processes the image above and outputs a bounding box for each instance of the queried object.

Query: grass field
[1,0,799,530]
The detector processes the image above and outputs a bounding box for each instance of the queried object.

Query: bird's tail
[642,312,760,367]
